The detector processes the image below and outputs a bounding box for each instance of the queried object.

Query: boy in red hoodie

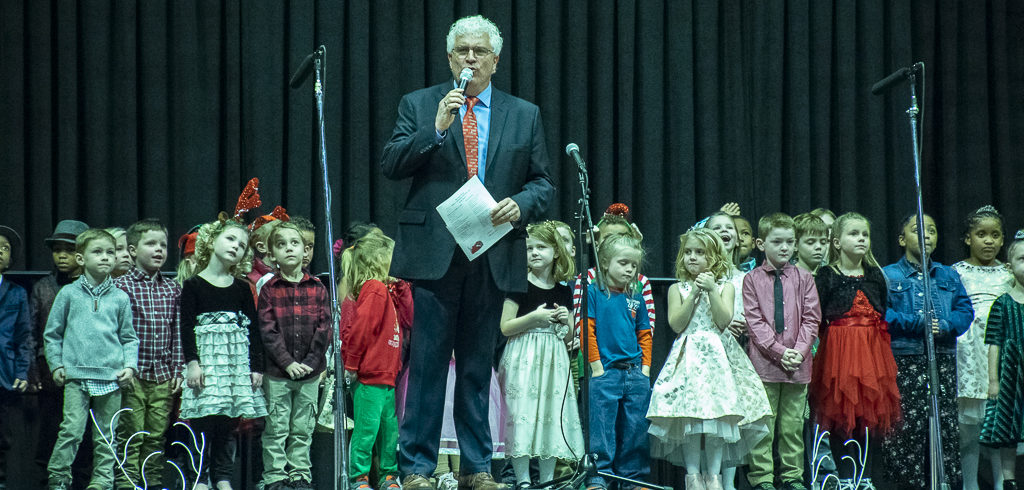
[341,232,403,490]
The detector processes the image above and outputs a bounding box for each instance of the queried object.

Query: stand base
[528,454,671,490]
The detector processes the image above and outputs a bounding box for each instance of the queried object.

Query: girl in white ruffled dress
[498,222,584,488]
[648,229,771,490]
[180,218,268,490]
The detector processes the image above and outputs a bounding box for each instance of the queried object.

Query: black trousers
[190,415,238,484]
[1,388,35,485]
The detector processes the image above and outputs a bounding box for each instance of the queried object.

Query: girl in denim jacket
[882,214,974,489]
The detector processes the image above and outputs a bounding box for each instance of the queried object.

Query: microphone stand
[905,69,949,490]
[537,149,666,490]
[306,46,351,490]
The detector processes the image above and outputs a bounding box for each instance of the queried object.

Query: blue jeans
[587,364,651,487]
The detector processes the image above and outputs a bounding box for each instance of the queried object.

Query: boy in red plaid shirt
[258,222,331,490]
[112,219,183,490]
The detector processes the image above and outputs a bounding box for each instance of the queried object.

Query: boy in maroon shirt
[112,219,182,490]
[742,213,821,490]
[258,222,331,490]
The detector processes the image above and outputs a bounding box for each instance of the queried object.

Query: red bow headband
[250,206,290,231]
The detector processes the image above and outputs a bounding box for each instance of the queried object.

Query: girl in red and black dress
[810,213,901,488]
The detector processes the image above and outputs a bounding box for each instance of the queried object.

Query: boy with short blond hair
[792,212,838,485]
[112,218,182,490]
[742,213,820,490]
[44,229,139,490]
[793,213,830,274]
[259,221,331,490]
[289,215,317,271]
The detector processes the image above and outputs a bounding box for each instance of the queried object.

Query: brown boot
[458,472,500,490]
[403,474,436,490]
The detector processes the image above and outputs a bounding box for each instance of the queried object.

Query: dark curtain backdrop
[3,0,1023,278]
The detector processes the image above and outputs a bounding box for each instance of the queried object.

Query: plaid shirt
[83,379,120,396]
[257,272,331,380]
[113,267,183,382]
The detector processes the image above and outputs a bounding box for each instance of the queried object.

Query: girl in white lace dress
[648,229,771,490]
[498,222,584,488]
[952,206,1014,490]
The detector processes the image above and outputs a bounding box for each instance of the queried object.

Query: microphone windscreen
[565,143,579,156]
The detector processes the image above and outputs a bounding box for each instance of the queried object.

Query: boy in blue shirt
[582,234,652,490]
[0,225,34,488]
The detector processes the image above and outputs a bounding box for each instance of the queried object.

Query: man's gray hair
[446,15,503,56]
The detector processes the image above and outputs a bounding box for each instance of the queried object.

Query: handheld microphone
[451,68,474,115]
[289,47,323,89]
[565,143,586,171]
[871,62,923,95]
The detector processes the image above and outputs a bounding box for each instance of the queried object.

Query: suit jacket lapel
[485,89,508,184]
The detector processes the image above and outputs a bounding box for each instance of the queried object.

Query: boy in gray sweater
[44,229,139,490]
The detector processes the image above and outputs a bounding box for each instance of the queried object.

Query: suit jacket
[0,278,33,390]
[381,82,554,293]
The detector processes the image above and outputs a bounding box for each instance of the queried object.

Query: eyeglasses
[452,46,494,58]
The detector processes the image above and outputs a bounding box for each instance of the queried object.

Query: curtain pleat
[1,0,1021,279]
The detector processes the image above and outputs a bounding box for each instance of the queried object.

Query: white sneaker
[437,472,459,490]
[835,479,875,490]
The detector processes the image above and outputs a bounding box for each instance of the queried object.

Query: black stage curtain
[3,0,1023,278]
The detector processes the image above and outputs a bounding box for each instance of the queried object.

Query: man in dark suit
[381,14,554,490]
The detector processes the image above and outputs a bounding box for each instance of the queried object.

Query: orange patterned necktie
[462,96,480,178]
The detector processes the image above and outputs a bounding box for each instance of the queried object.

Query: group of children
[2,199,1024,490]
[0,192,335,490]
[564,204,1024,490]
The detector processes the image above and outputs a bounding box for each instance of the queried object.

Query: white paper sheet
[435,178,513,261]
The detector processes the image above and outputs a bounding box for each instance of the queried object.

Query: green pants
[349,382,399,482]
[262,375,320,485]
[748,382,808,487]
[48,382,122,488]
[115,378,175,489]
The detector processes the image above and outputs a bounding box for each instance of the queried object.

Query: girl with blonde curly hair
[179,217,267,490]
[648,228,772,490]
